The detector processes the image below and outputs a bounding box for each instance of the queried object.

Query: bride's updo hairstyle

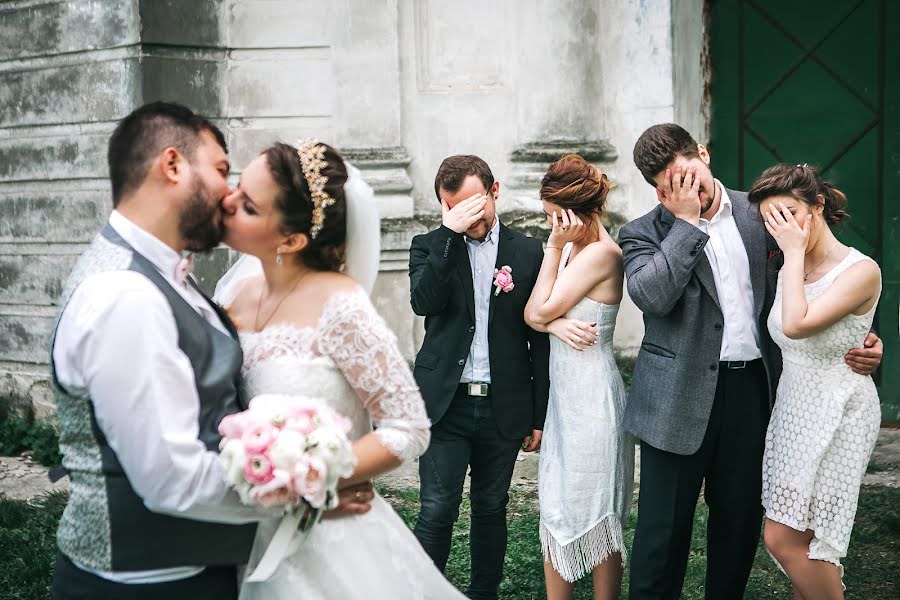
[539,154,611,218]
[263,141,349,271]
[748,163,849,226]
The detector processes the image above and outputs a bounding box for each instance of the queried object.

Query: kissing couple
[49,102,467,600]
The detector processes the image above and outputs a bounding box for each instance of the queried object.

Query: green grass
[0,491,66,600]
[380,484,900,599]
[866,460,892,474]
[2,486,897,599]
[0,415,61,468]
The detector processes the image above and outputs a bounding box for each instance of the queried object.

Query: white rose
[267,429,307,470]
[219,439,247,485]
[307,427,356,481]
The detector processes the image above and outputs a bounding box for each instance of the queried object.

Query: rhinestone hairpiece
[295,138,334,239]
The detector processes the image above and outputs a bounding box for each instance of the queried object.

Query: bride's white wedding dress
[231,287,465,599]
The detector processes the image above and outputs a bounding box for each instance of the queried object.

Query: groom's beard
[180,176,225,252]
[699,185,715,214]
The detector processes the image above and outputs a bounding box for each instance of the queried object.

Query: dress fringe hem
[539,515,626,583]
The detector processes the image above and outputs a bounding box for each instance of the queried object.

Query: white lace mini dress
[762,248,881,581]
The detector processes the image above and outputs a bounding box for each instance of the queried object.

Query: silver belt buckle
[467,383,489,396]
[726,360,747,369]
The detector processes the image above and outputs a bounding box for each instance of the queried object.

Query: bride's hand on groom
[322,481,375,518]
[522,430,543,452]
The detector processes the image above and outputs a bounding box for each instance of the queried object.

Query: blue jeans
[414,389,522,600]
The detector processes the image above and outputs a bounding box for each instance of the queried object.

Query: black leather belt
[720,359,760,370]
[459,382,490,396]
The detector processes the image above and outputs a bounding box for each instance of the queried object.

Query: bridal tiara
[295,138,335,239]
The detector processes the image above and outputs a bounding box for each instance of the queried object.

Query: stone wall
[0,0,704,418]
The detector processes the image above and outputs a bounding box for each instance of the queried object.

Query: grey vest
[51,225,256,571]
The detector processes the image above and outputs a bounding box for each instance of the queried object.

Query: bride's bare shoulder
[318,271,362,294]
[271,272,367,330]
[225,275,265,328]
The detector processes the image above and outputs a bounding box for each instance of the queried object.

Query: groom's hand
[323,481,375,518]
[845,332,883,375]
[442,193,488,234]
[522,430,542,452]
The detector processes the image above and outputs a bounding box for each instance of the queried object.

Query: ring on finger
[354,491,362,501]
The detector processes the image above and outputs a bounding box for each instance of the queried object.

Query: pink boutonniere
[768,250,782,261]
[493,265,514,296]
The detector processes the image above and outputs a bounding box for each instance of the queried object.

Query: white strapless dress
[235,289,466,600]
[538,243,634,582]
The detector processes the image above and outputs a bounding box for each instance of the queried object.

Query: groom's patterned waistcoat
[50,225,256,571]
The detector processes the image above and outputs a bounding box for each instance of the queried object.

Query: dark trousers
[629,360,770,600]
[51,552,239,600]
[414,389,522,600]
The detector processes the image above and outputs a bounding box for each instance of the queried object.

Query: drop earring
[275,253,283,266]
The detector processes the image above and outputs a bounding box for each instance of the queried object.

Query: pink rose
[244,453,275,485]
[218,411,251,439]
[249,468,296,507]
[292,455,328,508]
[493,266,514,295]
[242,423,277,454]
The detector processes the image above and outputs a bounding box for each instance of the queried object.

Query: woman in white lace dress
[214,141,466,599]
[749,164,882,600]
[524,155,634,600]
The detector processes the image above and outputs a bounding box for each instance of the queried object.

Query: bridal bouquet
[218,393,357,518]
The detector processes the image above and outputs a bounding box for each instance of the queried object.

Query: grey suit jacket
[619,188,781,455]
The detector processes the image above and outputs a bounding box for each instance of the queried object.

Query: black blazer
[409,223,550,439]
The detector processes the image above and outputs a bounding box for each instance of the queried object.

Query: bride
[213,140,465,599]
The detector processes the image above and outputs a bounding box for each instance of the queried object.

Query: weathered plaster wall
[0,0,706,418]
[673,0,711,145]
[0,0,229,418]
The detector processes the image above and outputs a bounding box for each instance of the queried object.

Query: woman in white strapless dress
[214,140,465,600]
[525,155,634,600]
[749,164,882,600]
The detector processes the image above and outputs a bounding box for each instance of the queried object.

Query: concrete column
[0,0,228,418]
[505,0,616,212]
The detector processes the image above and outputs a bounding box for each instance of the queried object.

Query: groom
[49,101,371,600]
[620,123,883,599]
[409,155,550,599]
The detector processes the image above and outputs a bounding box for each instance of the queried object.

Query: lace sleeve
[314,289,431,461]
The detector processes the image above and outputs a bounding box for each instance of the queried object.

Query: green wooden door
[709,0,900,421]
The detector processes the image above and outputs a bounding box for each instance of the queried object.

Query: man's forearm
[410,227,461,315]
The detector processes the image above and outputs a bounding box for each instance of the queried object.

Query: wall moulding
[504,139,618,212]
[342,146,414,219]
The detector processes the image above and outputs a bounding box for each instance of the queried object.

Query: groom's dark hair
[632,123,700,187]
[107,101,227,207]
[434,155,495,201]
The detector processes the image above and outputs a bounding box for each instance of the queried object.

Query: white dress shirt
[460,218,500,383]
[697,181,761,361]
[53,211,265,583]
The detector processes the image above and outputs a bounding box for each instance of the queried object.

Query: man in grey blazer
[620,123,883,599]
